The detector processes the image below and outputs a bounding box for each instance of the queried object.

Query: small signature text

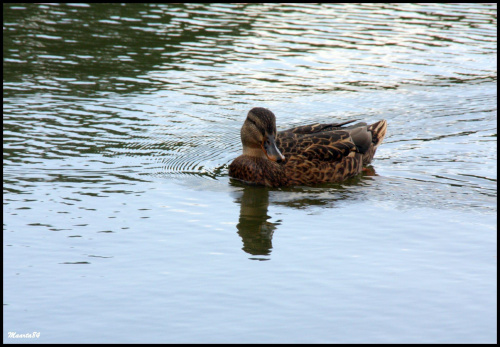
[7,332,41,339]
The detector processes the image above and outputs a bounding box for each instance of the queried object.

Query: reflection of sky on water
[3,3,496,344]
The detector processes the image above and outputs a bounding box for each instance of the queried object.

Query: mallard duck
[229,107,387,187]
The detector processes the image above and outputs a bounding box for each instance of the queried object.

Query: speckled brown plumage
[229,107,387,187]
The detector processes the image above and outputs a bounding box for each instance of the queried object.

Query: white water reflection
[3,3,496,344]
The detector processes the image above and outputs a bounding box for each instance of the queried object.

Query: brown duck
[229,107,387,187]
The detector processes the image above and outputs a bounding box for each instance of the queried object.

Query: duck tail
[362,120,387,165]
[368,119,387,148]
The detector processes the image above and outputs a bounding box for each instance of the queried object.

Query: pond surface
[3,3,497,343]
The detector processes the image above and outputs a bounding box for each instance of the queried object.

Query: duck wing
[276,131,357,162]
[279,119,358,135]
[277,120,386,164]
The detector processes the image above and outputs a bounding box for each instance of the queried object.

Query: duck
[229,107,387,187]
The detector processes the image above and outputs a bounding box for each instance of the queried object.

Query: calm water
[3,3,497,343]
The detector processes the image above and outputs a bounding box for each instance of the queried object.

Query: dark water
[3,3,496,343]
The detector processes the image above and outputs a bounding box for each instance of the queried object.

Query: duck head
[240,107,285,163]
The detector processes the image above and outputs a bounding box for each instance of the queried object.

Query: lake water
[3,3,497,343]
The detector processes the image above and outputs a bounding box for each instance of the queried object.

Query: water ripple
[3,3,497,212]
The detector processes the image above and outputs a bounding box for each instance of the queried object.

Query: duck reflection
[233,184,279,260]
[230,166,378,260]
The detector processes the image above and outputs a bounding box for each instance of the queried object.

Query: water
[3,3,497,343]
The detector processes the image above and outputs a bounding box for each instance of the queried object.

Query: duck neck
[242,146,267,159]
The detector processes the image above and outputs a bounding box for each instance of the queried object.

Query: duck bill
[262,135,285,163]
